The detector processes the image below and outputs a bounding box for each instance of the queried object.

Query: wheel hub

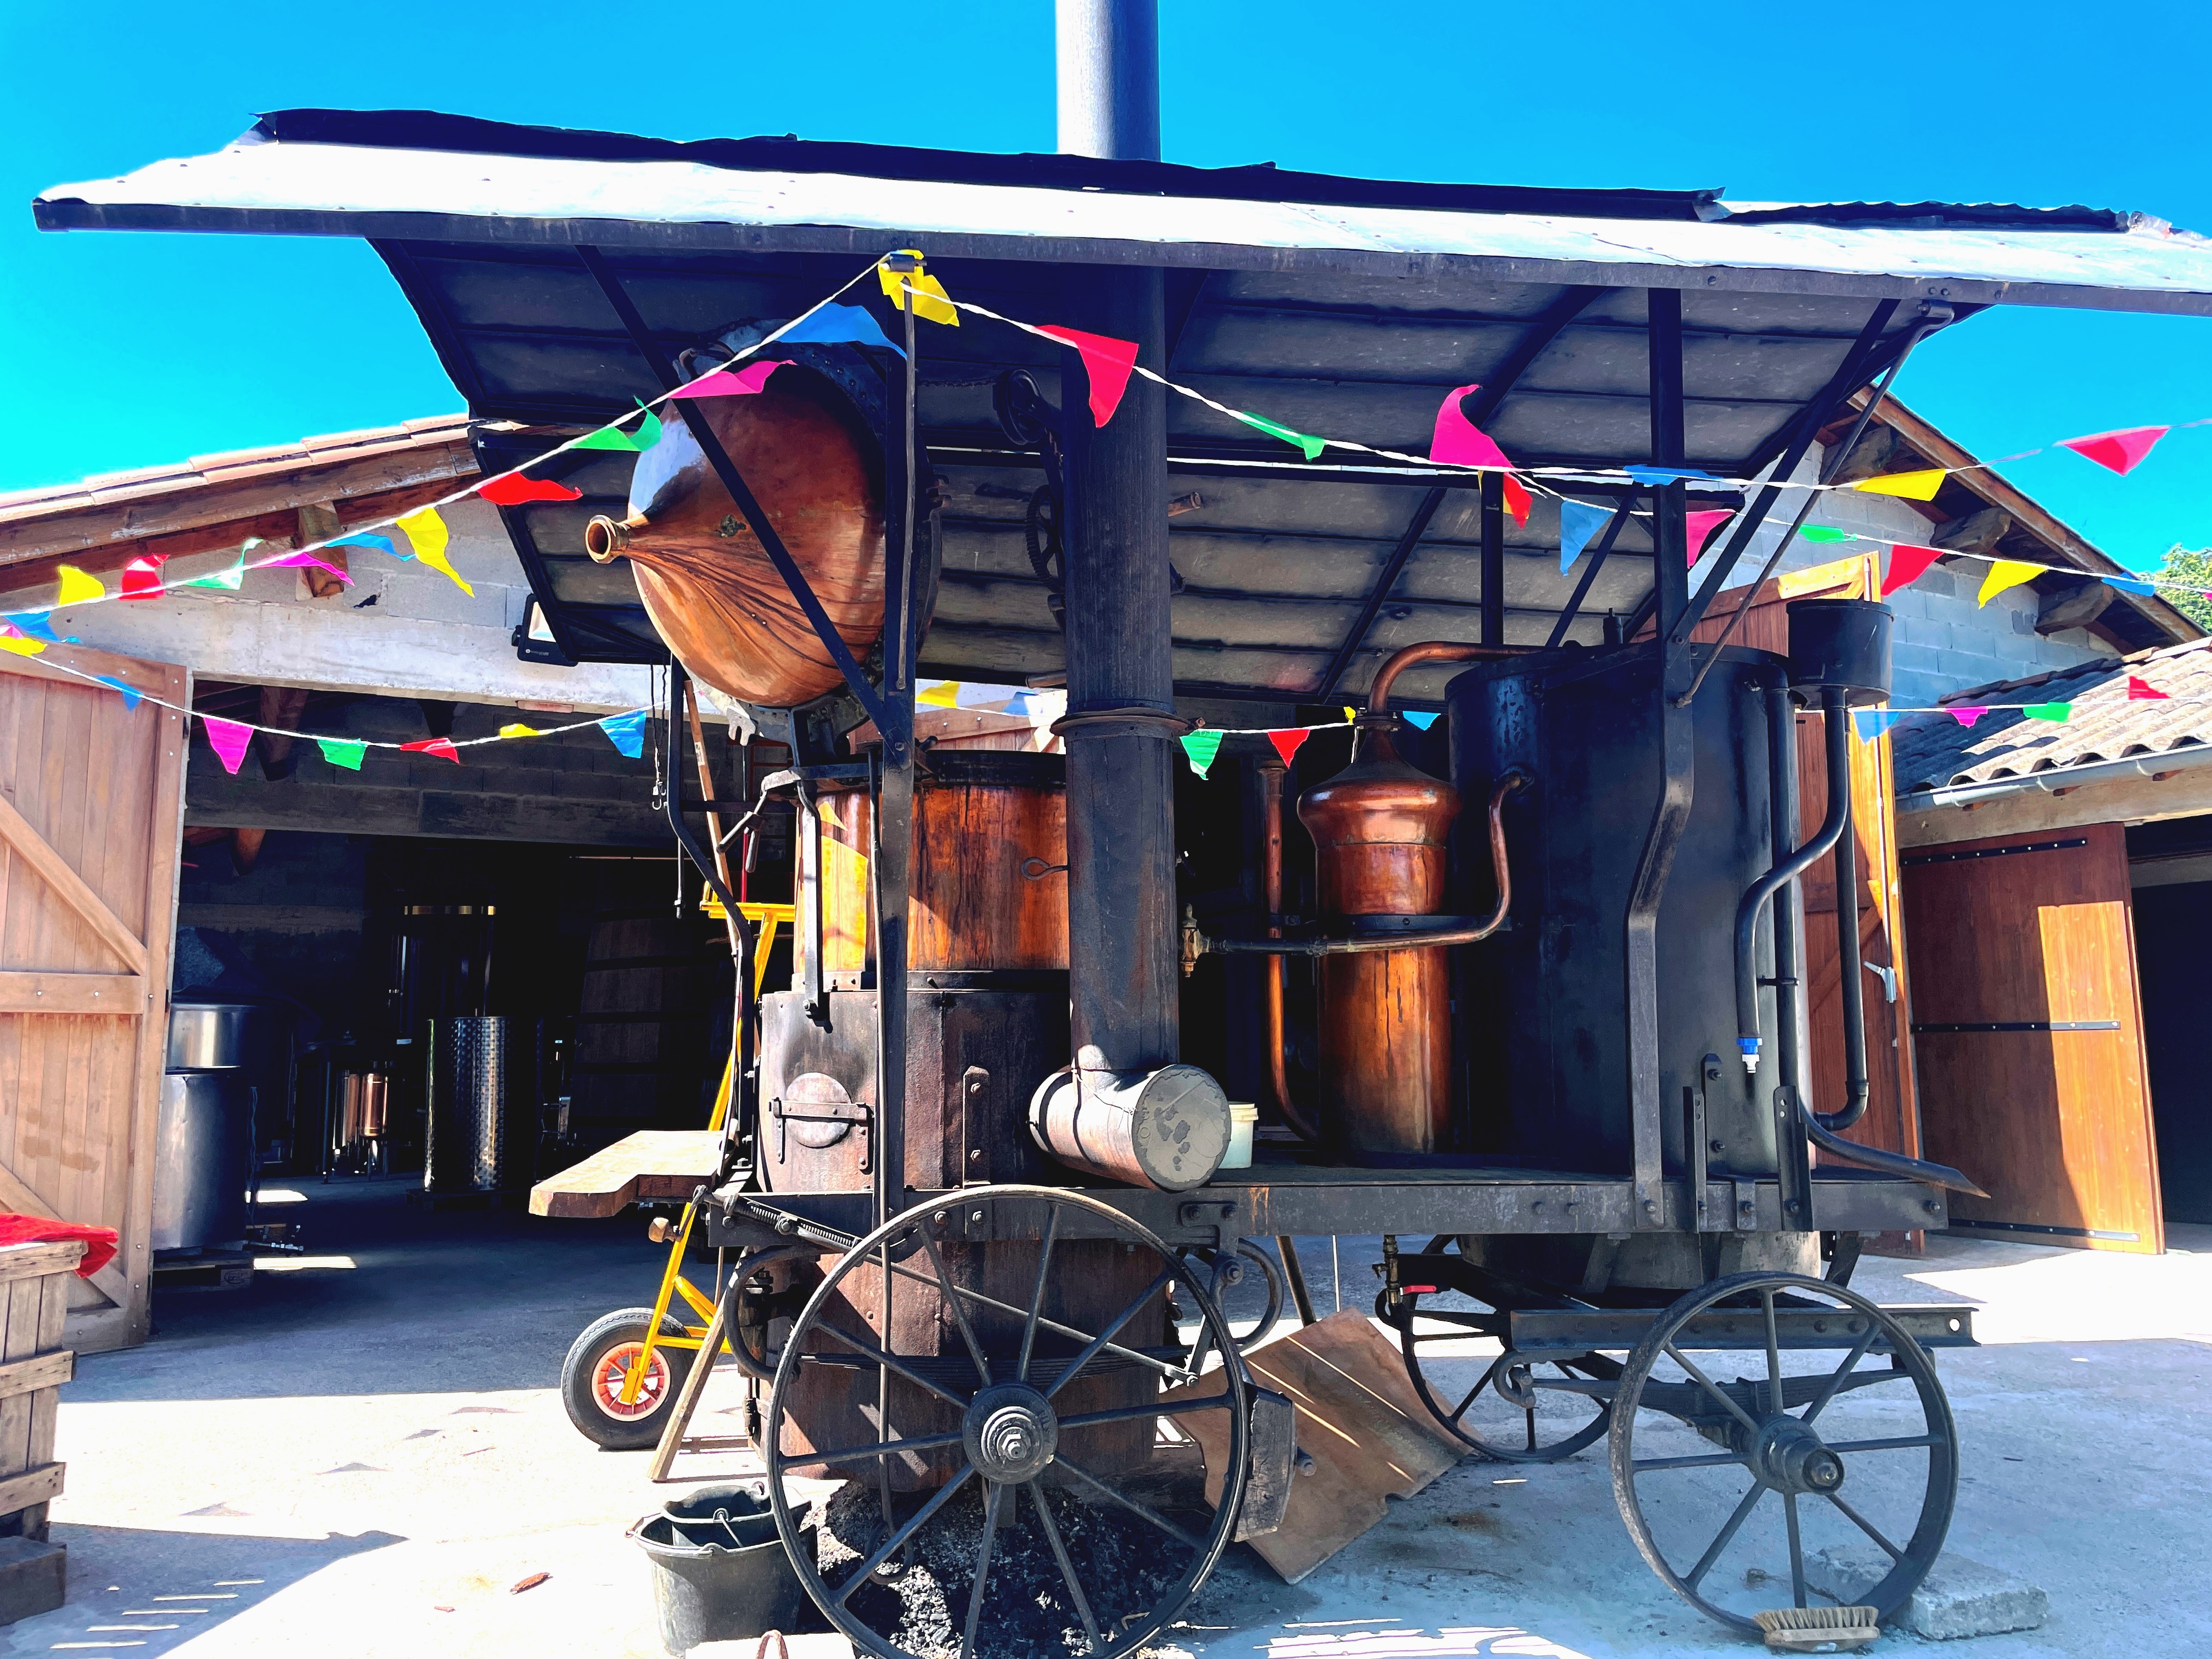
[963,1381,1058,1484]
[1753,1416,1844,1495]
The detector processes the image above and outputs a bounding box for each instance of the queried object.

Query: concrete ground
[10,1181,2208,1658]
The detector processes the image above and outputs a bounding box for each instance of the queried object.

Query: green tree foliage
[2141,546,2212,633]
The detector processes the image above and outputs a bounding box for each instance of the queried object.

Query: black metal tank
[1446,641,1787,1184]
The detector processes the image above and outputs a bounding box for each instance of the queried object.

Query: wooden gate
[0,644,187,1350]
[1901,824,2162,1253]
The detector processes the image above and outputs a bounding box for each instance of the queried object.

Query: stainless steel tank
[424,1017,537,1193]
[166,1002,254,1070]
[150,1070,254,1249]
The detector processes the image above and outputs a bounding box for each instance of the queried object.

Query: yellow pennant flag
[497,722,543,739]
[397,505,472,596]
[1342,705,1358,725]
[1977,559,2044,607]
[0,636,47,657]
[1852,469,1946,502]
[917,681,962,708]
[878,258,959,327]
[55,565,105,606]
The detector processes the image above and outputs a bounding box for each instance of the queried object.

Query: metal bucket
[166,1002,255,1070]
[632,1483,813,1654]
[424,1016,537,1193]
[151,1071,254,1250]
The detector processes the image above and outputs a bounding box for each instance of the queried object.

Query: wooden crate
[0,1239,81,1623]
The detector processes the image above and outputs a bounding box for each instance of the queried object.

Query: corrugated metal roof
[1889,638,2212,791]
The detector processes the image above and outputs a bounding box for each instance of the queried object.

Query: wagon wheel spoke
[1823,1433,1944,1454]
[1660,1343,1765,1438]
[1783,1492,1807,1609]
[923,1235,993,1391]
[879,1254,1183,1383]
[811,1322,973,1409]
[1057,1393,1234,1431]
[959,1479,1007,1659]
[801,1427,971,1467]
[1824,1491,1906,1562]
[1028,1478,1103,1651]
[1761,1288,1786,1418]
[832,1467,976,1605]
[1633,1449,1750,1475]
[1799,1322,1881,1425]
[1054,1455,1205,1551]
[1685,1482,1767,1590]
[1019,1208,1059,1383]
[1046,1267,1176,1401]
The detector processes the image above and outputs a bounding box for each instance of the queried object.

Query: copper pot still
[583,369,886,710]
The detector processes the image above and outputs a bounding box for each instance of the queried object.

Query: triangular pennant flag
[478,474,582,506]
[778,302,905,355]
[1180,730,1224,778]
[1949,706,1989,727]
[1403,710,1441,731]
[1233,410,1326,461]
[120,554,170,601]
[270,551,354,584]
[394,504,471,596]
[917,681,962,708]
[672,360,790,399]
[574,402,668,451]
[1428,384,1514,470]
[1686,509,1734,565]
[327,532,395,557]
[1799,525,1855,543]
[2107,576,2156,597]
[1037,326,1141,428]
[1977,559,2044,607]
[597,711,649,759]
[1852,709,1902,743]
[879,263,960,327]
[2127,675,2170,701]
[1853,469,1946,502]
[93,675,143,710]
[1558,499,1610,573]
[1268,728,1312,766]
[7,613,63,643]
[1502,474,1532,528]
[498,722,543,739]
[203,716,254,775]
[401,737,462,763]
[1883,543,1944,596]
[2025,702,2073,723]
[2059,425,2168,476]
[318,738,367,771]
[1624,466,1714,486]
[0,637,45,657]
[55,566,105,606]
[1337,707,1355,726]
[186,550,246,590]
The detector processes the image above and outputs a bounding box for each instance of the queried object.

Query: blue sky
[6,2,2211,569]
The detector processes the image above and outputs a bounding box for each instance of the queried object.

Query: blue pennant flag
[7,612,64,643]
[598,710,649,759]
[94,675,143,711]
[1558,498,1612,574]
[328,533,398,557]
[2107,576,2156,596]
[1624,465,1716,486]
[778,304,905,356]
[1852,709,1904,743]
[1402,710,1441,731]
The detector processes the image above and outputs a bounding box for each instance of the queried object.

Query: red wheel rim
[592,1341,671,1420]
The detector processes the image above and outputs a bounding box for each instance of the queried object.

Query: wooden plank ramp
[529,1130,724,1218]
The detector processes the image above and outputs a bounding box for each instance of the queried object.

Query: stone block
[1807,1545,2048,1640]
[0,1537,66,1625]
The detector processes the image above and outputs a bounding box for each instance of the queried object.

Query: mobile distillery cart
[38,93,2212,1657]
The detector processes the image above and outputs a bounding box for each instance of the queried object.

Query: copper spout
[584,513,647,563]
[1365,640,1535,719]
[1257,759,1324,1145]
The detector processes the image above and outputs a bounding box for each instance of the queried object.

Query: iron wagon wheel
[1388,1237,1613,1463]
[762,1186,1251,1659]
[1608,1270,1959,1635]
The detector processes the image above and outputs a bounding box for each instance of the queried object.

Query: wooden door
[0,643,188,1350]
[1901,824,2162,1253]
[1679,554,1923,1168]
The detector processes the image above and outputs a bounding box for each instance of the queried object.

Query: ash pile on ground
[811,1477,1204,1659]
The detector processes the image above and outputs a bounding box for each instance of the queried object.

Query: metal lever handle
[1864,960,1897,1004]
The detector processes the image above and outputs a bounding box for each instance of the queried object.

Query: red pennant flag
[119,553,170,601]
[2127,675,2170,701]
[1037,326,1140,427]
[478,474,582,506]
[2059,425,2168,476]
[1502,474,1531,528]
[1882,543,1944,596]
[1268,728,1311,766]
[1686,509,1734,564]
[402,737,462,763]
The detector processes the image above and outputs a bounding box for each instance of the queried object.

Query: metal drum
[166,1002,254,1070]
[150,1070,253,1250]
[424,1017,538,1193]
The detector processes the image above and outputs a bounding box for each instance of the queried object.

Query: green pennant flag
[318,738,368,771]
[1180,729,1225,778]
[1233,410,1326,461]
[1798,526,1855,543]
[187,547,249,590]
[2024,702,2073,723]
[574,402,665,453]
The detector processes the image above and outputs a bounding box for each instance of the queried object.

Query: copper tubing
[1365,640,1535,717]
[583,513,647,562]
[1257,760,1324,1145]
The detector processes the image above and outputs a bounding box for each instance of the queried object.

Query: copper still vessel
[583,369,885,708]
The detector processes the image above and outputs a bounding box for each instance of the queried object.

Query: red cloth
[0,1213,119,1278]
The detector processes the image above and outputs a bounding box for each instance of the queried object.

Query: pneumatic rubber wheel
[560,1307,697,1450]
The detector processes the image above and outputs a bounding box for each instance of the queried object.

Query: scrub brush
[1753,1605,1880,1652]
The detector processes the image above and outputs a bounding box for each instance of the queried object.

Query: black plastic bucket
[632,1483,813,1654]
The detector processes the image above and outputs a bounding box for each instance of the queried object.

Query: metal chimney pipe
[1056,0,1160,160]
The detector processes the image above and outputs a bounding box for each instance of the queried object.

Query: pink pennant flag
[1268,728,1312,766]
[1949,706,1989,727]
[269,551,353,584]
[402,737,462,763]
[1429,384,1515,470]
[1037,326,1141,427]
[1502,474,1532,528]
[2058,425,2168,476]
[673,360,790,398]
[478,474,582,506]
[1686,509,1734,564]
[203,716,254,775]
[2127,675,2170,701]
[1882,542,1944,597]
[119,553,170,601]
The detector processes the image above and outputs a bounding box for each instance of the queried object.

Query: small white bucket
[1221,1102,1260,1170]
